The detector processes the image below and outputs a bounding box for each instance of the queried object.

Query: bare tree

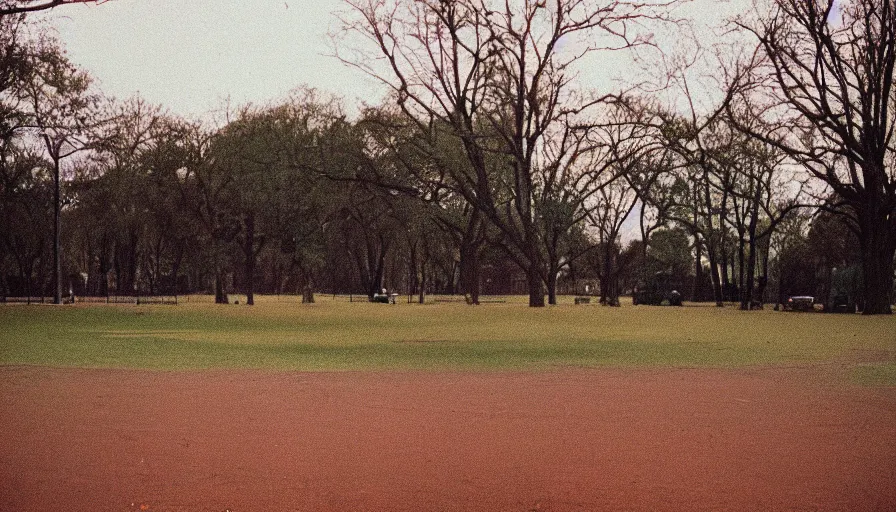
[588,172,638,305]
[353,106,491,304]
[0,1,107,17]
[731,0,896,314]
[18,35,98,303]
[337,0,673,306]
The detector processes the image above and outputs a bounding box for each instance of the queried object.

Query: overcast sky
[34,0,754,121]
[36,0,382,118]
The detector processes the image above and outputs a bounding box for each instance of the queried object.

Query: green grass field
[1,295,894,382]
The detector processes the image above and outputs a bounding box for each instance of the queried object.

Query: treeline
[1,0,894,312]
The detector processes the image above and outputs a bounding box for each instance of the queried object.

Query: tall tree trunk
[127,231,138,294]
[171,244,183,295]
[741,236,757,310]
[38,255,45,301]
[350,246,371,298]
[741,193,761,310]
[706,244,723,307]
[458,211,483,304]
[24,266,31,303]
[368,236,389,298]
[300,265,315,304]
[302,282,315,303]
[460,244,480,304]
[718,190,730,302]
[600,239,618,305]
[418,263,426,304]
[522,210,545,307]
[243,213,256,306]
[408,243,419,297]
[756,235,771,306]
[447,259,458,295]
[730,252,738,300]
[547,263,558,305]
[527,265,545,307]
[598,240,612,304]
[720,248,730,301]
[99,244,109,297]
[858,204,895,315]
[52,157,61,304]
[776,243,787,307]
[13,252,28,299]
[214,271,228,304]
[701,180,723,306]
[151,236,163,295]
[737,229,746,306]
[113,245,122,294]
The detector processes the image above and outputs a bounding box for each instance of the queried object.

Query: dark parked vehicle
[783,295,814,312]
[632,272,683,306]
[371,290,397,304]
[827,265,864,313]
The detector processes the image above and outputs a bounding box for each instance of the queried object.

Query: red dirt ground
[1,366,894,511]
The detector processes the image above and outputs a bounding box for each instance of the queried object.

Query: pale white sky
[36,0,383,118]
[35,0,751,121]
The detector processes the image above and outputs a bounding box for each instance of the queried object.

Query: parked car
[783,295,814,312]
[371,289,398,304]
[632,272,684,306]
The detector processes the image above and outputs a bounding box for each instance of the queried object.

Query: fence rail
[86,295,178,305]
[3,292,598,306]
[0,296,50,304]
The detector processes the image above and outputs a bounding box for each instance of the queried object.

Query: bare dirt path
[1,366,894,511]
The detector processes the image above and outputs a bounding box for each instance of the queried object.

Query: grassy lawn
[1,295,894,379]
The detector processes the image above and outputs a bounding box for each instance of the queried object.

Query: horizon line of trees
[1,0,893,313]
